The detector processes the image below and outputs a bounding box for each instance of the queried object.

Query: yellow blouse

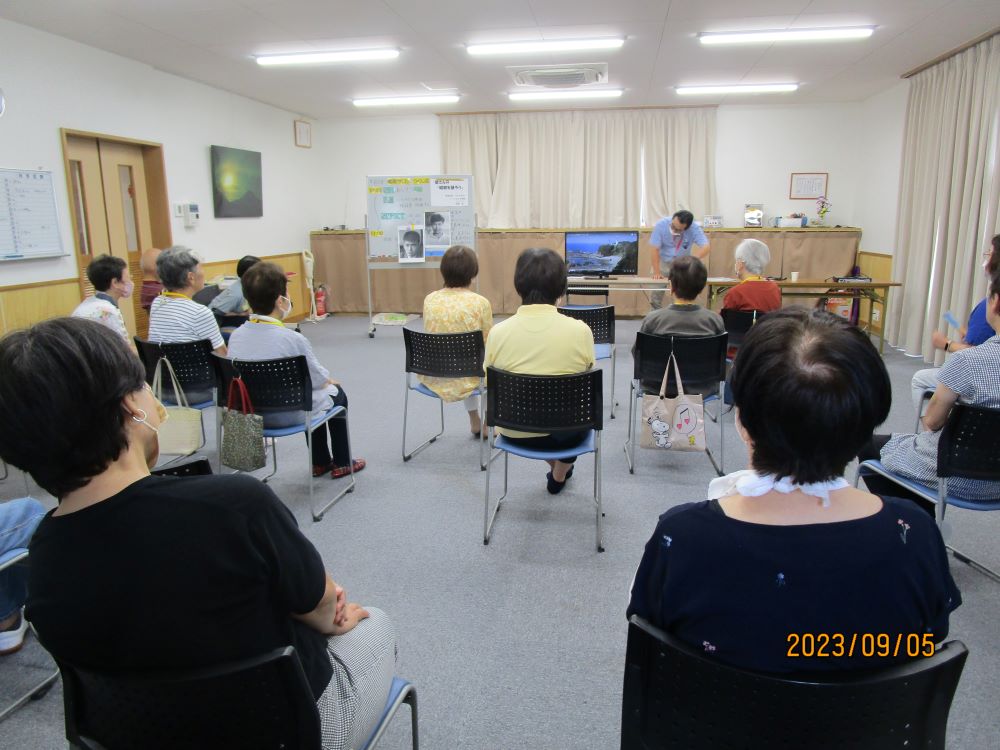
[418,287,493,402]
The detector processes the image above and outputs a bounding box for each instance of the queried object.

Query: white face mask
[279,295,293,320]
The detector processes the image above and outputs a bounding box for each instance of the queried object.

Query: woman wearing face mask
[71,254,137,353]
[909,233,1000,413]
[227,262,366,478]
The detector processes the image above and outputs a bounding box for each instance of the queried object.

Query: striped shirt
[148,293,224,350]
[881,335,1000,501]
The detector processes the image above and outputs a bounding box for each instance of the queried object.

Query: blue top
[209,279,245,313]
[964,298,992,345]
[649,218,709,263]
[627,496,960,673]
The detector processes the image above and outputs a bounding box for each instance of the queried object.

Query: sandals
[331,458,366,479]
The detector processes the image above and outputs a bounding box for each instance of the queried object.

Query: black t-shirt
[27,474,333,698]
[627,496,962,673]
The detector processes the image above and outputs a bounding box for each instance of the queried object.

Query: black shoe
[546,466,574,494]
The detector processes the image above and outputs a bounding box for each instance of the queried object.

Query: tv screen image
[565,231,639,276]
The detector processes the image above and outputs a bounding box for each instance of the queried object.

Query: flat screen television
[565,230,639,276]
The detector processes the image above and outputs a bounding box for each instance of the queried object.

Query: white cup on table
[789,271,800,282]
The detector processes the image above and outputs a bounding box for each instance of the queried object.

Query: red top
[721,278,782,312]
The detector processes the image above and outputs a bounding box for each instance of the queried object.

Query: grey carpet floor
[1,314,998,749]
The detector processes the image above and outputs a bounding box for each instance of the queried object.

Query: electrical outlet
[173,203,184,218]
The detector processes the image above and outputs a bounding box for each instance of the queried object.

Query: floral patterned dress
[418,288,493,402]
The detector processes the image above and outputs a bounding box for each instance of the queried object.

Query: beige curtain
[439,107,716,228]
[889,33,1000,362]
[642,108,718,225]
[440,113,498,225]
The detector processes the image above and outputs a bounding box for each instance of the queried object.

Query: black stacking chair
[60,646,322,750]
[856,403,1000,582]
[720,308,766,357]
[191,284,223,307]
[135,338,216,450]
[621,615,968,750]
[564,285,610,306]
[401,328,486,469]
[151,457,213,478]
[484,367,605,551]
[625,332,728,476]
[213,354,355,522]
[558,305,617,418]
[214,312,250,344]
[0,547,59,723]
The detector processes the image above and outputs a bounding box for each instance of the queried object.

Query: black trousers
[502,430,589,464]
[310,388,352,467]
[857,433,935,517]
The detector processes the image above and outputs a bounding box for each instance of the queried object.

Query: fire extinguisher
[314,286,327,317]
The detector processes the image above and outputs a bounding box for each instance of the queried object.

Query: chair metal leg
[0,666,59,724]
[483,430,508,545]
[623,380,638,474]
[313,412,357,522]
[479,392,487,471]
[609,347,617,419]
[401,383,446,463]
[363,682,419,750]
[1,460,8,481]
[594,432,604,552]
[407,688,419,750]
[215,408,224,474]
[260,438,279,483]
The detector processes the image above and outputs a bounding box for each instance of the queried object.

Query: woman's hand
[331,602,370,635]
[930,330,948,350]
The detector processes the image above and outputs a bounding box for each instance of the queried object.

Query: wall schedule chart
[0,168,65,261]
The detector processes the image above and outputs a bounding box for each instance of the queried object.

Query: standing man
[648,210,710,310]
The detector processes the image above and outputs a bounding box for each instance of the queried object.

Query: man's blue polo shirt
[649,217,709,264]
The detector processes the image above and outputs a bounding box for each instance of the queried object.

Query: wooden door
[64,135,111,301]
[98,140,153,336]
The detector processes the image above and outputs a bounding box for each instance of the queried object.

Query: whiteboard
[365,175,475,263]
[0,168,65,261]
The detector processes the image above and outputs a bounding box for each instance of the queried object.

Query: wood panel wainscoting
[857,251,893,337]
[311,227,863,317]
[0,251,311,336]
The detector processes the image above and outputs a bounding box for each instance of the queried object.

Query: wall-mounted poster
[789,172,828,200]
[424,210,451,256]
[210,145,263,218]
[398,226,425,262]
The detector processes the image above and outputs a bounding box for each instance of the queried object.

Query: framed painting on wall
[789,172,828,200]
[210,145,263,218]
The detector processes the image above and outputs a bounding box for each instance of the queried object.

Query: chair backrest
[557,305,615,344]
[937,403,1000,482]
[403,328,485,378]
[486,367,603,433]
[621,616,967,750]
[151,457,213,478]
[720,308,765,351]
[215,312,250,330]
[632,332,728,396]
[59,646,322,750]
[135,338,216,396]
[192,284,223,307]
[213,354,312,414]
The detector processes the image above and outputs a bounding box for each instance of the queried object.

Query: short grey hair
[156,246,199,290]
[734,239,770,276]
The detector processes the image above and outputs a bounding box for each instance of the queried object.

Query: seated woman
[721,239,781,312]
[861,266,1000,509]
[634,256,724,393]
[420,245,494,436]
[628,307,960,673]
[227,262,366,478]
[148,246,226,356]
[0,318,395,750]
[484,248,594,495]
[909,233,999,413]
[0,497,46,655]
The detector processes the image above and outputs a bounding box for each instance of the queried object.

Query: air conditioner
[508,63,608,88]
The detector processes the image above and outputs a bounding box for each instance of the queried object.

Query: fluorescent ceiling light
[468,38,624,56]
[353,94,461,107]
[676,83,798,95]
[256,49,399,66]
[699,27,873,45]
[508,89,624,102]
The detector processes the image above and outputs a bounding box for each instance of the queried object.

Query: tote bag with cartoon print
[640,351,706,452]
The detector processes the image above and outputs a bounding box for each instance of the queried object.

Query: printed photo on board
[398,227,425,263]
[424,211,451,246]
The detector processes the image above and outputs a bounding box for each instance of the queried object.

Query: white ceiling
[4,0,1000,119]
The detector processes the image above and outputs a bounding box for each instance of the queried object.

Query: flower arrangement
[815,195,832,224]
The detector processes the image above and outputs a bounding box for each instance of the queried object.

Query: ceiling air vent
[508,63,608,88]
